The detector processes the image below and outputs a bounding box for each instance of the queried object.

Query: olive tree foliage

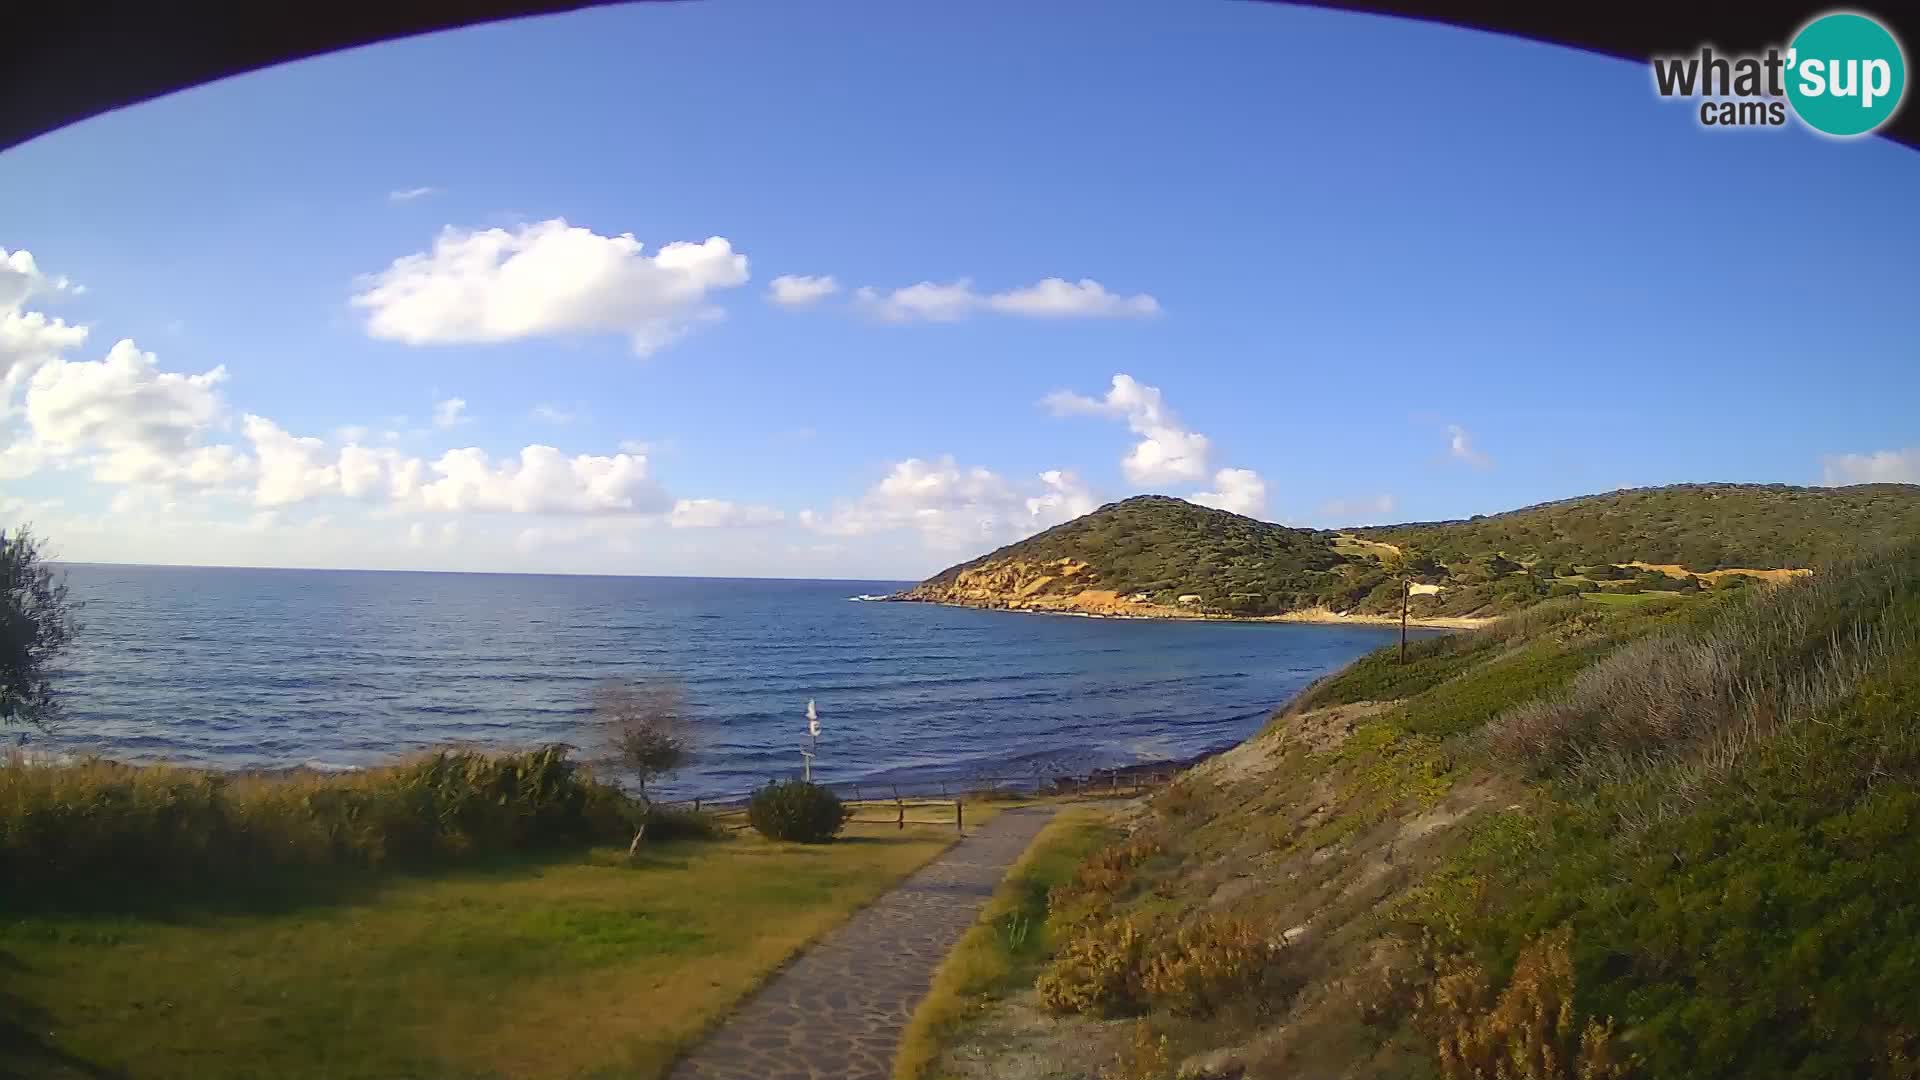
[2,526,80,729]
[592,677,695,854]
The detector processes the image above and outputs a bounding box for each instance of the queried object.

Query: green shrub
[0,746,643,895]
[746,780,848,843]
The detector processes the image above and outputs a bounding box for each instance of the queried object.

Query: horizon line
[52,558,917,585]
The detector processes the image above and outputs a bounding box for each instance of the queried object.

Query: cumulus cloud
[3,249,90,398]
[337,443,424,501]
[1,247,83,309]
[1822,448,1920,485]
[416,445,667,514]
[854,277,1159,323]
[668,498,786,528]
[988,278,1161,319]
[387,186,438,203]
[1319,494,1399,524]
[1192,467,1269,517]
[1447,424,1492,468]
[767,274,840,308]
[1044,373,1212,485]
[244,416,340,506]
[1025,469,1098,530]
[802,457,1092,549]
[18,339,247,489]
[432,396,468,429]
[351,219,751,355]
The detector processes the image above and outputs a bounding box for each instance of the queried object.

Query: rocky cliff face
[898,557,1194,617]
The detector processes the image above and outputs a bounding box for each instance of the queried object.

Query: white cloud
[1319,494,1399,524]
[767,274,840,308]
[3,249,90,401]
[1192,467,1268,517]
[1190,463,1267,518]
[351,219,751,356]
[802,457,1093,549]
[416,445,667,514]
[432,396,468,429]
[1447,424,1492,468]
[530,403,576,425]
[387,186,438,203]
[18,338,246,489]
[337,443,423,501]
[1822,448,1920,485]
[1044,373,1211,485]
[854,277,1159,323]
[668,498,786,528]
[2,310,89,403]
[1025,469,1098,529]
[854,281,978,323]
[1,247,83,309]
[987,278,1161,319]
[243,415,339,506]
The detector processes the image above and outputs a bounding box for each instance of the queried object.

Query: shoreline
[882,594,1492,630]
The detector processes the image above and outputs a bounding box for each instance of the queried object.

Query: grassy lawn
[893,807,1120,1080]
[1,817,991,1080]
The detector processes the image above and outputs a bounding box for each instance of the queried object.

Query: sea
[32,564,1439,799]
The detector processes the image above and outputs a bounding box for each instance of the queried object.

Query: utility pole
[1399,575,1410,664]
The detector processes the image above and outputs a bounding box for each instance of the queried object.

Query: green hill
[905,495,1347,616]
[1361,482,1920,571]
[901,483,1920,620]
[927,541,1920,1079]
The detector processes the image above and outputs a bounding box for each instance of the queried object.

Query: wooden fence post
[693,798,701,813]
[955,799,963,834]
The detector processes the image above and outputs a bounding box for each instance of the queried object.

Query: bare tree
[592,678,694,855]
[2,525,80,729]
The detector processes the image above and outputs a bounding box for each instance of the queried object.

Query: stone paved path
[667,806,1060,1080]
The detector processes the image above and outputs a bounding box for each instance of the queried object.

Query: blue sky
[2,0,1916,579]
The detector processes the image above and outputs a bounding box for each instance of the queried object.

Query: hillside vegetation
[927,542,1920,1079]
[901,484,1920,620]
[1361,482,1920,572]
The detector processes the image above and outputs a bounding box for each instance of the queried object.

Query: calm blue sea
[35,565,1434,798]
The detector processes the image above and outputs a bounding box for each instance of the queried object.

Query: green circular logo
[1786,12,1907,137]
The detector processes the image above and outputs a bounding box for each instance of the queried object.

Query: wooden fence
[668,768,1183,835]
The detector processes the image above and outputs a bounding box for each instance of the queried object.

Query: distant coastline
[879,592,1490,630]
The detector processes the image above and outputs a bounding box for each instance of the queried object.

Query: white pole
[804,699,821,782]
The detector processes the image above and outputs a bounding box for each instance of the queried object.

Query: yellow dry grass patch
[1332,534,1403,560]
[1624,561,1812,585]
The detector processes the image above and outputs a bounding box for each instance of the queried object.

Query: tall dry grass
[0,745,665,892]
[1484,543,1920,826]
